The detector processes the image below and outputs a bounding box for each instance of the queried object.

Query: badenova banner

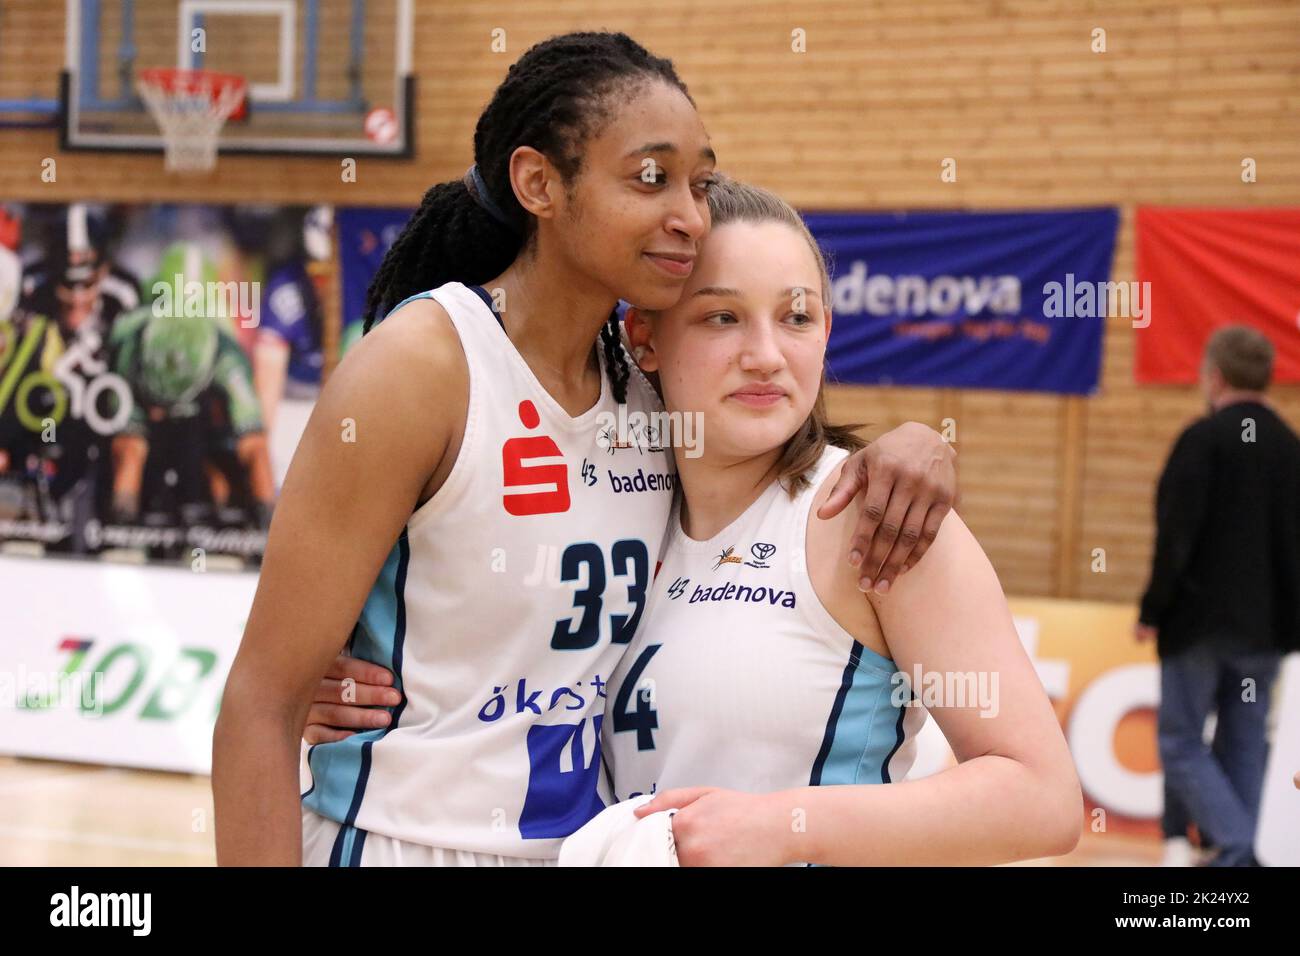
[804,208,1120,394]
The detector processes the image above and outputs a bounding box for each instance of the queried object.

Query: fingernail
[376,712,391,724]
[859,577,873,592]
[874,579,891,595]
[849,550,862,567]
[387,691,402,704]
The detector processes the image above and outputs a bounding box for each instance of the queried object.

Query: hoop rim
[137,67,248,124]
[135,67,249,171]
[137,67,248,94]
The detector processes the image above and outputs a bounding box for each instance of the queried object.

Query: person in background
[20,204,140,336]
[1137,325,1300,867]
[252,207,330,489]
[108,258,274,560]
[0,205,140,553]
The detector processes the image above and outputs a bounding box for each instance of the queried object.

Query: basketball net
[137,68,247,173]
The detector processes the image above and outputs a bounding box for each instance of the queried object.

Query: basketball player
[602,177,1082,865]
[213,33,955,867]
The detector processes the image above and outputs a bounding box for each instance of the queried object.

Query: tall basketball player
[213,33,957,866]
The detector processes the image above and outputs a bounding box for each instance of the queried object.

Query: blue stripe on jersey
[329,823,351,866]
[380,285,504,331]
[879,696,911,783]
[809,646,859,786]
[808,641,901,786]
[300,744,318,800]
[381,290,435,322]
[465,284,507,330]
[350,827,369,865]
[328,822,370,867]
[303,533,411,826]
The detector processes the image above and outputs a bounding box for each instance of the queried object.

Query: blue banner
[337,206,413,352]
[805,208,1119,394]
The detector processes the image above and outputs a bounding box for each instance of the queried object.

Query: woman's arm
[800,514,1079,864]
[818,423,957,593]
[212,299,466,865]
[640,509,1082,866]
[791,510,1080,864]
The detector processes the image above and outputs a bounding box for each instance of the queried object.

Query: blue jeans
[1162,739,1229,844]
[1162,781,1189,840]
[1158,643,1281,866]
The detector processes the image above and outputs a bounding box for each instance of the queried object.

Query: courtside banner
[804,208,1119,394]
[1135,207,1300,384]
[0,554,252,774]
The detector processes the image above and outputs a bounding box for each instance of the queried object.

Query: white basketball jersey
[302,281,675,862]
[602,445,927,804]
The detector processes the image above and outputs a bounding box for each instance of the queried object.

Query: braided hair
[363,32,695,404]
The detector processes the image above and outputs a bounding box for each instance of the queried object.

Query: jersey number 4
[611,643,660,751]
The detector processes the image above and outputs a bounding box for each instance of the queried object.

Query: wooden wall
[2,0,1297,600]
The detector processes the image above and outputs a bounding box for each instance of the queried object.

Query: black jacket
[1139,400,1300,657]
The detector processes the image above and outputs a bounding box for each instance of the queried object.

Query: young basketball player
[602,176,1083,865]
[322,175,1082,866]
[213,33,956,866]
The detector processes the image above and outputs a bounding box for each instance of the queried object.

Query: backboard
[60,0,414,157]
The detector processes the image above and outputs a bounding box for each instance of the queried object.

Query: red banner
[1135,207,1300,383]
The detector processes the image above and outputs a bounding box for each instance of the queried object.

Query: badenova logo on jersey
[688,581,797,608]
[606,467,675,494]
[50,886,151,936]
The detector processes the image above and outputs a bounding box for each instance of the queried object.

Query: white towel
[558,795,679,867]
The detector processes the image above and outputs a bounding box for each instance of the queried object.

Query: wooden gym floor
[0,755,1163,867]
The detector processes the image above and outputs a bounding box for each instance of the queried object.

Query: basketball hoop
[137,68,247,173]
